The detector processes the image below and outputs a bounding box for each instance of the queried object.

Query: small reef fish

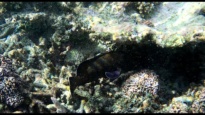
[69,51,125,95]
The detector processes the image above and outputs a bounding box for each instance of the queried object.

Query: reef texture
[0,54,25,108]
[122,70,159,98]
[191,87,205,113]
[0,2,205,113]
[125,2,160,18]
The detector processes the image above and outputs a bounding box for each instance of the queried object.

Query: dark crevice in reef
[118,34,205,84]
[73,33,205,104]
[113,34,205,103]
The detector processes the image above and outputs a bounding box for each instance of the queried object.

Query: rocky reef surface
[0,2,205,113]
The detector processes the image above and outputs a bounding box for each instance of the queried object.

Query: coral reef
[125,2,160,18]
[0,2,23,14]
[72,79,118,113]
[191,87,205,113]
[161,95,194,113]
[111,70,161,113]
[122,70,159,98]
[167,101,189,113]
[0,1,205,113]
[73,70,161,113]
[0,54,26,108]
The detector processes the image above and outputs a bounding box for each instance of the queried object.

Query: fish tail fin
[69,77,77,95]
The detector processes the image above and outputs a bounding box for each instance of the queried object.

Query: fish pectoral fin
[105,68,121,79]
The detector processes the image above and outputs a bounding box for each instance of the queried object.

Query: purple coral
[121,69,159,97]
[0,54,25,108]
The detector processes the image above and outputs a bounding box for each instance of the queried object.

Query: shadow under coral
[74,33,205,106]
[112,34,205,104]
